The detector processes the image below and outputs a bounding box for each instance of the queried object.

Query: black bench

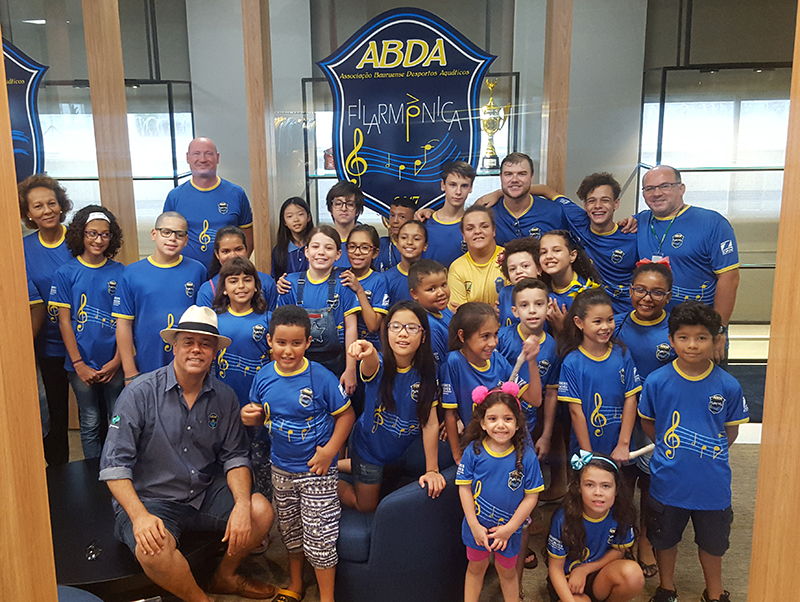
[47,458,222,602]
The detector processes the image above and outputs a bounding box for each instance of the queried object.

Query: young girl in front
[497,237,540,327]
[557,289,641,465]
[197,225,278,310]
[339,225,389,351]
[457,387,544,602]
[49,205,125,459]
[539,229,602,332]
[384,220,428,305]
[212,256,272,497]
[441,302,542,464]
[614,261,675,579]
[547,452,644,602]
[278,225,360,394]
[271,196,313,279]
[339,301,446,513]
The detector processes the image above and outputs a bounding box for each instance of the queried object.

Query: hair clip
[636,257,672,269]
[570,450,619,472]
[472,382,522,407]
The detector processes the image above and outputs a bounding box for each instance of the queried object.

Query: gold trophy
[480,79,511,170]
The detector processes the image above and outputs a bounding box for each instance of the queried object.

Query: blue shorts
[114,476,234,554]
[351,446,384,486]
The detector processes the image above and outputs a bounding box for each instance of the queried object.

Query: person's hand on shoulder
[276,273,291,295]
[617,215,638,234]
[414,207,434,222]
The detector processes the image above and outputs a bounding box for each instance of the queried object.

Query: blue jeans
[67,369,124,459]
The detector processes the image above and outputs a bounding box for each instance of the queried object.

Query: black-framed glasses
[332,200,356,210]
[156,228,188,240]
[346,243,376,254]
[85,230,112,241]
[387,322,424,335]
[630,286,669,301]
[642,182,679,195]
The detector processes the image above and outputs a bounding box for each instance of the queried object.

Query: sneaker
[700,589,731,602]
[650,587,679,602]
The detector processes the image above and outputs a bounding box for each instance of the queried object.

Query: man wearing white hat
[100,306,275,602]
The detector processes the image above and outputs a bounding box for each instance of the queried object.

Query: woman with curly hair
[49,205,125,459]
[19,174,73,465]
[546,452,644,602]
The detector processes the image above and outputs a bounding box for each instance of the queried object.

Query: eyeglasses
[630,286,669,301]
[156,228,188,240]
[387,321,424,335]
[85,230,112,241]
[346,243,376,254]
[642,182,680,195]
[332,200,356,210]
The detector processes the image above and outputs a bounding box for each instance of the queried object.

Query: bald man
[163,137,254,269]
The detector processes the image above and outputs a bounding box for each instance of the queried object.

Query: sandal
[524,547,538,569]
[638,559,659,579]
[273,588,305,602]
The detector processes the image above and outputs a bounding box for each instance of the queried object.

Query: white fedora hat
[160,305,232,348]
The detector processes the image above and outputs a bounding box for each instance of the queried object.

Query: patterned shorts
[271,465,340,569]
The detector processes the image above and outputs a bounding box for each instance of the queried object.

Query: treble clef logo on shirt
[664,411,681,459]
[590,393,606,437]
[163,313,175,352]
[473,480,482,516]
[217,347,229,377]
[76,294,88,332]
[199,220,211,252]
[372,404,385,434]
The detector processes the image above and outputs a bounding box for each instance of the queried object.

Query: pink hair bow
[472,381,521,406]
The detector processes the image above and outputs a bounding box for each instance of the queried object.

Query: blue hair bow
[570,450,618,472]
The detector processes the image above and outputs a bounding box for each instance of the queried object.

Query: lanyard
[649,213,679,255]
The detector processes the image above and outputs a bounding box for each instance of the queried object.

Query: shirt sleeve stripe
[344,307,361,316]
[111,312,135,320]
[454,478,472,486]
[546,384,559,389]
[525,485,545,494]
[331,400,352,416]
[374,308,389,315]
[714,263,740,275]
[612,541,635,549]
[48,301,71,309]
[239,222,254,228]
[724,417,750,426]
[547,551,567,558]
[442,402,458,409]
[626,385,643,397]
[29,299,44,306]
[558,396,582,404]
[637,409,655,420]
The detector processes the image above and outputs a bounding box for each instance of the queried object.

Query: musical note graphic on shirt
[163,313,175,352]
[217,348,229,377]
[199,220,211,252]
[473,480,482,516]
[664,411,681,459]
[590,393,607,437]
[712,445,722,459]
[76,294,88,332]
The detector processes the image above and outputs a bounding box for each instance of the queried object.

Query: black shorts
[547,571,601,602]
[646,497,733,557]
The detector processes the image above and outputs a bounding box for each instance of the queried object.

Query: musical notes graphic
[199,220,211,252]
[385,153,391,168]
[164,313,175,352]
[217,347,229,377]
[590,393,607,437]
[398,164,405,180]
[664,411,681,459]
[473,481,482,516]
[76,294,88,332]
[345,128,368,186]
[405,93,420,143]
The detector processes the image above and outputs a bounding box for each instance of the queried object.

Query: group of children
[24,155,747,602]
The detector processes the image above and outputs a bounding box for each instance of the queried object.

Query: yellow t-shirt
[448,245,507,310]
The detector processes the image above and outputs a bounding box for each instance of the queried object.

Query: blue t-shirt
[456,441,544,557]
[195,270,278,311]
[249,358,351,473]
[635,205,739,310]
[112,256,207,373]
[163,177,253,269]
[493,195,569,246]
[638,360,749,510]
[547,506,635,575]
[50,257,125,371]
[351,358,434,465]
[549,274,603,313]
[377,237,401,272]
[423,214,466,268]
[614,310,675,381]
[441,350,528,424]
[384,265,413,305]
[215,308,271,407]
[353,270,390,350]
[558,196,637,314]
[497,327,560,430]
[271,241,308,279]
[334,241,351,270]
[23,227,71,357]
[497,285,518,328]
[278,271,360,345]
[427,308,453,365]
[558,345,642,456]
